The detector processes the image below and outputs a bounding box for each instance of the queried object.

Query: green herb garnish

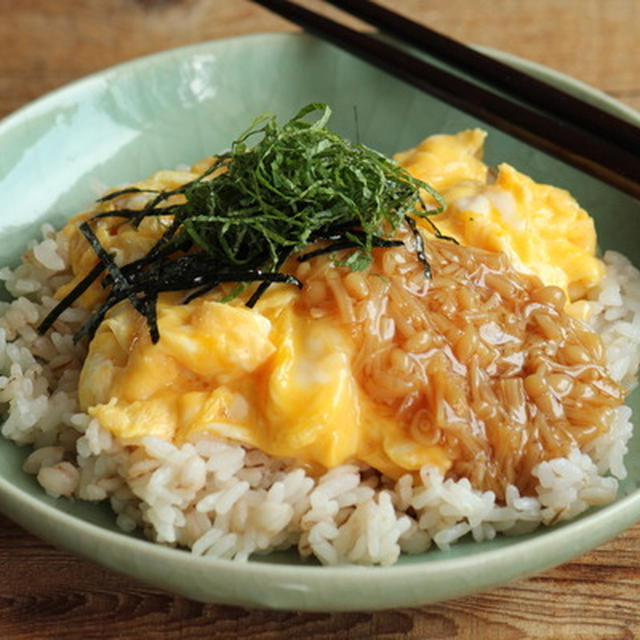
[39,103,445,343]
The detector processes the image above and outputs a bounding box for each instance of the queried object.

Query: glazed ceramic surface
[0,33,638,610]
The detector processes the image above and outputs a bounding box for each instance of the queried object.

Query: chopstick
[253,0,640,200]
[323,0,640,158]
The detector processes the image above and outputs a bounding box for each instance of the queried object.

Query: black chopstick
[253,0,640,200]
[323,0,640,158]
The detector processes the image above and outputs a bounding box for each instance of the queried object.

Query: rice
[0,224,639,565]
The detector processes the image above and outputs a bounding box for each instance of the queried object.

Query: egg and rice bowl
[1,113,639,565]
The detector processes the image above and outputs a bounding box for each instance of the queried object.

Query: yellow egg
[394,129,488,195]
[56,165,209,308]
[79,284,451,477]
[397,132,605,302]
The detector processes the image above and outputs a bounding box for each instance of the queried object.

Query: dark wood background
[1,1,639,638]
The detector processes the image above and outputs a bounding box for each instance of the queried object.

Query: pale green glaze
[0,33,638,610]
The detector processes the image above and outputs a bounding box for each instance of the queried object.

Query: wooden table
[1,1,639,638]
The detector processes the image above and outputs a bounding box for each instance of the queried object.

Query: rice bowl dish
[1,101,639,570]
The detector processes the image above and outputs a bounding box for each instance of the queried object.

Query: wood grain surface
[1,1,639,638]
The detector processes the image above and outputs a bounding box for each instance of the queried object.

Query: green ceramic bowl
[0,33,638,611]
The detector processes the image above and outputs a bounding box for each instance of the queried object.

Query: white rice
[0,225,639,565]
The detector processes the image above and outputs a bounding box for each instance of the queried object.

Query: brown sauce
[291,231,625,499]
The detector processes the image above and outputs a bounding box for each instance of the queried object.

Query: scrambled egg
[79,287,448,478]
[395,130,604,304]
[69,132,605,477]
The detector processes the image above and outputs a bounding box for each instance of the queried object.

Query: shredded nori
[38,103,446,343]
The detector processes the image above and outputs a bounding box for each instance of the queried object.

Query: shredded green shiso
[39,103,445,343]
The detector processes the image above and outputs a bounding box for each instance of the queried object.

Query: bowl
[0,32,638,611]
